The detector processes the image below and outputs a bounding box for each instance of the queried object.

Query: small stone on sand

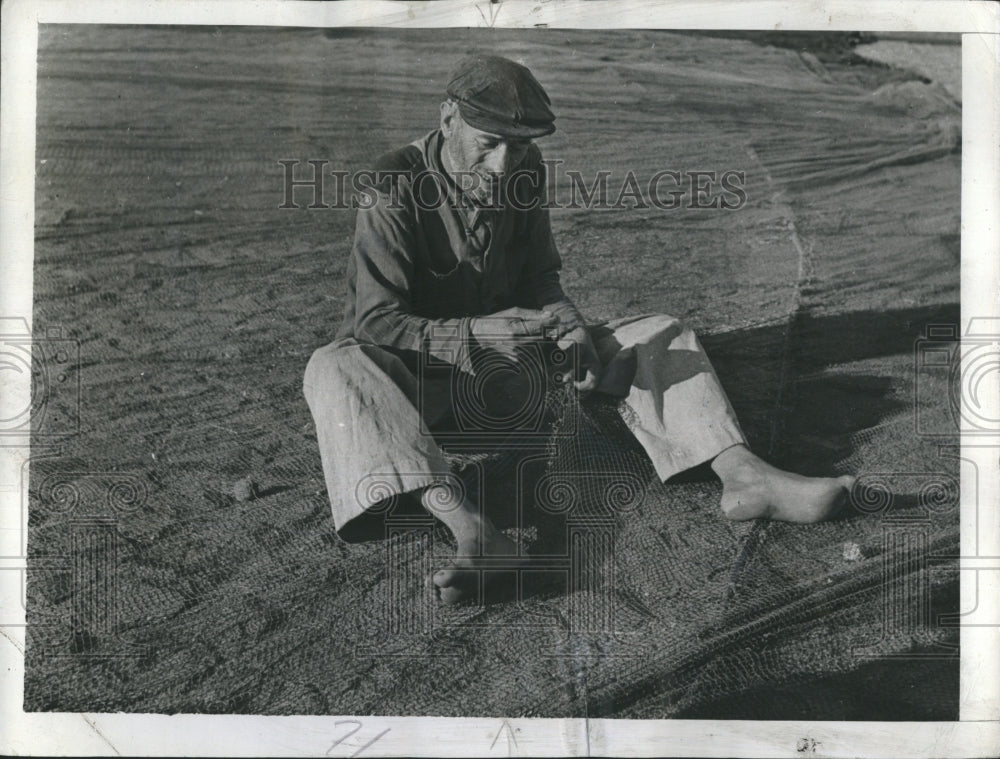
[233,477,257,502]
[842,542,863,562]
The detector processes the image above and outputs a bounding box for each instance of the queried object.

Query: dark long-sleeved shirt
[336,129,584,370]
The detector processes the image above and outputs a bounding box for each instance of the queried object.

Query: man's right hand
[469,307,559,357]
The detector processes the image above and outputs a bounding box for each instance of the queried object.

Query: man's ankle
[420,483,486,545]
[710,443,756,478]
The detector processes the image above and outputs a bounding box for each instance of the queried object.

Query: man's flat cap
[446,55,556,138]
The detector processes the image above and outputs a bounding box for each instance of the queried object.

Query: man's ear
[440,99,460,137]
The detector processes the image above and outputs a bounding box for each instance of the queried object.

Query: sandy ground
[25,28,961,718]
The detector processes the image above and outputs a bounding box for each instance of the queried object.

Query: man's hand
[470,307,559,357]
[470,308,600,393]
[558,326,602,394]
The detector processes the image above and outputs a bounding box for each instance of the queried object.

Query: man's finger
[508,317,557,336]
[574,367,600,394]
[497,307,552,318]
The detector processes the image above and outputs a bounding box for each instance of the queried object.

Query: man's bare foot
[431,528,520,605]
[711,444,856,524]
[420,482,523,605]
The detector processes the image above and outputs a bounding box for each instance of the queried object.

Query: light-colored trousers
[303,314,745,537]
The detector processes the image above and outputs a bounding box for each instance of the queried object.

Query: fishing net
[435,378,959,720]
[25,26,960,719]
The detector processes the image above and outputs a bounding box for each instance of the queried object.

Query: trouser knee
[304,340,421,411]
[647,312,690,335]
[303,343,352,404]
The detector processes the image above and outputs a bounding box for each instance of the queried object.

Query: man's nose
[482,144,512,176]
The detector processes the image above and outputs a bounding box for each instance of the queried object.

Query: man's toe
[433,567,461,588]
[437,585,465,605]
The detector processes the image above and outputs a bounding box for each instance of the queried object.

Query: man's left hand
[557,326,602,394]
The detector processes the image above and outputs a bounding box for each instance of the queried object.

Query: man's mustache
[455,170,504,190]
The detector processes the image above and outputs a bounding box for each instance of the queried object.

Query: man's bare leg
[420,483,519,605]
[712,444,855,523]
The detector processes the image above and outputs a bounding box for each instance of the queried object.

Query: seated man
[304,55,854,604]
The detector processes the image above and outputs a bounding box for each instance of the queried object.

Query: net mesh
[25,26,960,719]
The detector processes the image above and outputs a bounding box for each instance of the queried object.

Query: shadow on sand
[347,302,959,562]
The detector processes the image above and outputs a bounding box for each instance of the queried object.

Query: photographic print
[2,1,998,756]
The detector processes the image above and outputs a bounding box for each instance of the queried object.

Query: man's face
[440,100,533,203]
